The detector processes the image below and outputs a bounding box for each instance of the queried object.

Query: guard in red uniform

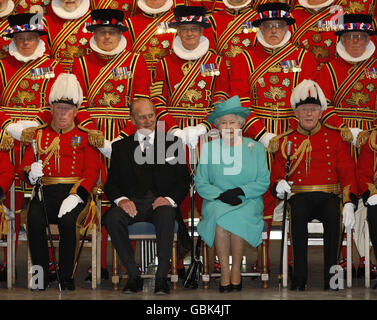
[71,8,150,280]
[20,73,100,291]
[44,0,93,72]
[319,13,377,277]
[357,129,377,289]
[0,0,17,60]
[208,0,258,69]
[270,79,358,291]
[0,13,64,280]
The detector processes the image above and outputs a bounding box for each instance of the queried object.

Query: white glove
[276,179,292,199]
[28,160,43,185]
[173,129,188,145]
[349,127,362,146]
[58,194,83,218]
[259,132,277,149]
[17,120,39,129]
[5,122,24,141]
[184,124,207,148]
[367,194,377,206]
[98,139,112,158]
[342,202,355,229]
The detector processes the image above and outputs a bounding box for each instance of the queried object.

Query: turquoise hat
[207,96,251,125]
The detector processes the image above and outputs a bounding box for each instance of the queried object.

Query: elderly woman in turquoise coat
[195,96,270,292]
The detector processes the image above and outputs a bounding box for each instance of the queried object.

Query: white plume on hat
[49,73,83,107]
[290,79,327,111]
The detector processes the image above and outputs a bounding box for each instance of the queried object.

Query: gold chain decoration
[281,136,312,177]
[36,130,61,172]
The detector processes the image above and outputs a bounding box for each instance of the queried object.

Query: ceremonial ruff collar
[223,0,252,10]
[51,0,90,20]
[257,29,291,50]
[336,40,375,63]
[0,0,14,18]
[90,35,127,56]
[137,0,173,15]
[9,39,46,63]
[173,35,209,61]
[298,0,334,10]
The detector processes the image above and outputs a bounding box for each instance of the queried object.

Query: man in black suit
[104,98,190,294]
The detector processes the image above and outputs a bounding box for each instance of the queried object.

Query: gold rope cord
[36,130,61,172]
[281,136,312,177]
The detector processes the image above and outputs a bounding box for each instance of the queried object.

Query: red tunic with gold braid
[341,0,375,15]
[44,9,93,72]
[151,48,229,133]
[230,42,319,143]
[72,51,150,145]
[357,130,377,202]
[14,0,50,14]
[208,5,258,68]
[0,148,14,198]
[20,123,100,197]
[175,0,225,14]
[291,3,342,64]
[270,120,358,204]
[0,17,11,60]
[124,9,176,81]
[318,55,377,154]
[253,0,295,10]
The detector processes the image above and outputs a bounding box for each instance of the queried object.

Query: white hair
[214,114,245,128]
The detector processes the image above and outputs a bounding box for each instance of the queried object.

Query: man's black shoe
[61,278,75,291]
[84,267,109,282]
[154,277,170,295]
[290,282,306,291]
[123,276,143,294]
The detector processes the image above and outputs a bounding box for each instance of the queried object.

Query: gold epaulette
[20,124,47,146]
[77,125,104,148]
[323,124,353,143]
[0,132,13,151]
[267,129,295,153]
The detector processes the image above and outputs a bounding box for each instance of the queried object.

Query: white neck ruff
[257,30,291,50]
[173,36,209,61]
[0,0,14,18]
[223,0,251,10]
[137,0,173,15]
[9,39,46,63]
[298,0,334,9]
[336,40,375,63]
[51,0,90,20]
[90,36,127,56]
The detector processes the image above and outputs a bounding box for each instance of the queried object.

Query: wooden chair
[111,221,179,290]
[282,217,353,288]
[0,182,16,289]
[201,221,270,289]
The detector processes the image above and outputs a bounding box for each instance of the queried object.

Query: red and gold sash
[332,57,376,107]
[169,50,216,108]
[0,55,50,107]
[86,52,135,106]
[215,8,257,54]
[248,43,298,91]
[50,11,91,58]
[129,11,174,53]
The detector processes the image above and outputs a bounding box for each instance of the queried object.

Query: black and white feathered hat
[86,9,128,32]
[49,73,83,108]
[169,5,210,29]
[290,79,327,111]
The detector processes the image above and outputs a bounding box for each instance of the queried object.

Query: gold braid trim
[369,131,377,185]
[281,136,312,177]
[0,133,13,151]
[356,130,371,148]
[77,125,104,148]
[342,184,351,203]
[367,183,377,197]
[323,124,353,143]
[0,205,6,237]
[69,178,86,195]
[267,129,294,153]
[36,130,60,171]
[21,125,47,146]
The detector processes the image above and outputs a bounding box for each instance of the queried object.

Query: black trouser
[367,205,377,260]
[104,192,176,279]
[27,184,87,285]
[289,192,341,286]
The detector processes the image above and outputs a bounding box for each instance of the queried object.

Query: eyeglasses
[342,33,369,41]
[297,105,321,113]
[178,25,202,34]
[261,21,287,30]
[14,34,39,43]
[95,28,121,37]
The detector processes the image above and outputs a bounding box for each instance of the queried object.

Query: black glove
[216,187,245,206]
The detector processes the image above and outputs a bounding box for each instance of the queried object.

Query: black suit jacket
[105,130,190,207]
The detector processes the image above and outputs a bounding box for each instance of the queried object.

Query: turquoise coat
[195,138,270,248]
